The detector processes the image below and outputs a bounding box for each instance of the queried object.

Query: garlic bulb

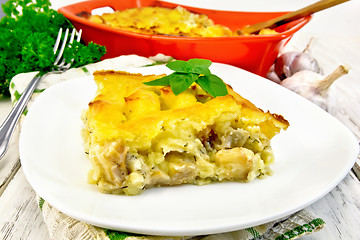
[280,65,350,114]
[274,38,322,80]
[275,51,322,80]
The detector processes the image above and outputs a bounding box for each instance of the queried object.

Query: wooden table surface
[0,0,359,239]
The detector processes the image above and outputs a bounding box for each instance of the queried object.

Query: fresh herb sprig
[143,59,228,97]
[0,0,106,97]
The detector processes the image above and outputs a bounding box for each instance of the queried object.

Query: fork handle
[0,72,44,159]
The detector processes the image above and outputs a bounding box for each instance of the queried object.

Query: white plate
[19,63,359,236]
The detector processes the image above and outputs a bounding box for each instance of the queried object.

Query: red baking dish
[58,0,311,77]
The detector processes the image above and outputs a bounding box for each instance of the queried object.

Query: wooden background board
[1,0,360,239]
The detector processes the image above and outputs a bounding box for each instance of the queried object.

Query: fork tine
[76,29,82,42]
[54,28,69,66]
[53,28,63,54]
[68,28,76,44]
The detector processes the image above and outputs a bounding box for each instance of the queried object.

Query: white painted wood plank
[0,168,50,240]
[0,100,20,195]
[0,2,359,239]
[0,132,20,196]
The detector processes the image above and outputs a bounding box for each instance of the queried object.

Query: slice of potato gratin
[81,71,289,195]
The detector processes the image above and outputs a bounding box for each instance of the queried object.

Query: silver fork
[0,28,82,160]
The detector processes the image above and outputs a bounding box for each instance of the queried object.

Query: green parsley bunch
[0,0,106,96]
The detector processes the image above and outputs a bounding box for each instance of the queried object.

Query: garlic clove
[280,70,323,91]
[274,51,298,80]
[274,51,322,80]
[290,52,323,76]
[266,65,282,84]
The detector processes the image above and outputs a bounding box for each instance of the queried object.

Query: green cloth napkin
[11,54,325,240]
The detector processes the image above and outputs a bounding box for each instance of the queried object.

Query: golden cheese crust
[82,70,289,195]
[86,6,234,37]
[85,6,278,37]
